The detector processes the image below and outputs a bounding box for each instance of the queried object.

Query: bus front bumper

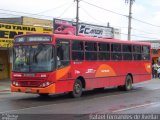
[11,84,55,94]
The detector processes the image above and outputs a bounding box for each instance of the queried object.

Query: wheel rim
[127,78,132,89]
[74,83,81,94]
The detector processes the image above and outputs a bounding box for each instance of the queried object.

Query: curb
[0,90,10,93]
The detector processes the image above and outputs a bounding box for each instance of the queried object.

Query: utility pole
[75,0,79,36]
[125,0,135,41]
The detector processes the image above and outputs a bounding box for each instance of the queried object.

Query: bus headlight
[12,81,19,87]
[39,82,52,87]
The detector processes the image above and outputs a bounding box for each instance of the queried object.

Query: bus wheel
[124,75,132,91]
[39,93,49,97]
[117,85,124,90]
[71,79,83,98]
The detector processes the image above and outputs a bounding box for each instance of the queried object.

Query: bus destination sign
[14,36,52,43]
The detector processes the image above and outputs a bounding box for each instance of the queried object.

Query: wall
[0,50,9,80]
[22,16,52,27]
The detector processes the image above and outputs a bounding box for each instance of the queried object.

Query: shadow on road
[15,86,141,103]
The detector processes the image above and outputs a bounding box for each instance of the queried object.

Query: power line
[121,32,160,40]
[82,0,127,17]
[57,2,75,18]
[132,28,160,35]
[0,12,20,17]
[132,17,160,28]
[36,1,70,14]
[82,1,160,29]
[80,6,105,24]
[0,8,54,18]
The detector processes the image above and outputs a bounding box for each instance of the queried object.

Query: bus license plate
[26,88,31,93]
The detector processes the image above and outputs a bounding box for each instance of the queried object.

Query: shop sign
[53,19,114,38]
[78,23,114,38]
[0,23,52,48]
[53,19,76,35]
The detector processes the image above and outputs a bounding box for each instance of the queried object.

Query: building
[0,16,53,27]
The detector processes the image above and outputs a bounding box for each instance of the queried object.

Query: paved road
[0,79,160,119]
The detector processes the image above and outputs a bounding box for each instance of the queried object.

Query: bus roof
[53,34,151,46]
[15,33,151,46]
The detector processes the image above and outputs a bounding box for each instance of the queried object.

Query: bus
[11,34,151,98]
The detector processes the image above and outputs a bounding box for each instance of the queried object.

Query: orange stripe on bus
[144,63,151,74]
[56,66,71,80]
[95,64,116,77]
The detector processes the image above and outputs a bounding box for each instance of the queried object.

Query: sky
[0,0,160,41]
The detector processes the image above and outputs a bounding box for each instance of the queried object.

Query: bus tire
[124,75,132,91]
[39,93,49,97]
[70,79,83,98]
[117,85,124,90]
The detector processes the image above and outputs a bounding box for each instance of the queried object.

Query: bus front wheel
[70,79,83,98]
[38,93,49,97]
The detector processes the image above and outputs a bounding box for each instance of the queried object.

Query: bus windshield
[13,44,55,72]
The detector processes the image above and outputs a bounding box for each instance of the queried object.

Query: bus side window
[72,40,84,61]
[56,39,70,68]
[111,43,122,60]
[85,41,97,61]
[142,46,150,60]
[133,45,141,60]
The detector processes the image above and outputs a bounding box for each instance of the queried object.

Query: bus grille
[19,81,41,87]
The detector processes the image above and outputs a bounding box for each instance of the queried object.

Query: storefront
[0,22,52,80]
[0,48,10,80]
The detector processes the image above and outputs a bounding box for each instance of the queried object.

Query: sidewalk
[0,79,11,93]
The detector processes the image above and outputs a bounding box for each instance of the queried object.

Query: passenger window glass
[98,42,110,60]
[85,42,97,51]
[111,43,122,60]
[142,46,150,60]
[123,44,132,60]
[111,43,121,52]
[98,43,110,51]
[123,45,132,52]
[72,40,84,61]
[133,45,141,53]
[85,41,97,60]
[133,45,141,60]
[56,39,70,68]
[72,41,83,50]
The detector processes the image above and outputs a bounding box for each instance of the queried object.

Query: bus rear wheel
[70,79,82,98]
[124,75,132,91]
[118,75,132,91]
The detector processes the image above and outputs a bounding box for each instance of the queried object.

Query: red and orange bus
[11,34,151,98]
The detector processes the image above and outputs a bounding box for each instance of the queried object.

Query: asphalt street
[0,78,160,120]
